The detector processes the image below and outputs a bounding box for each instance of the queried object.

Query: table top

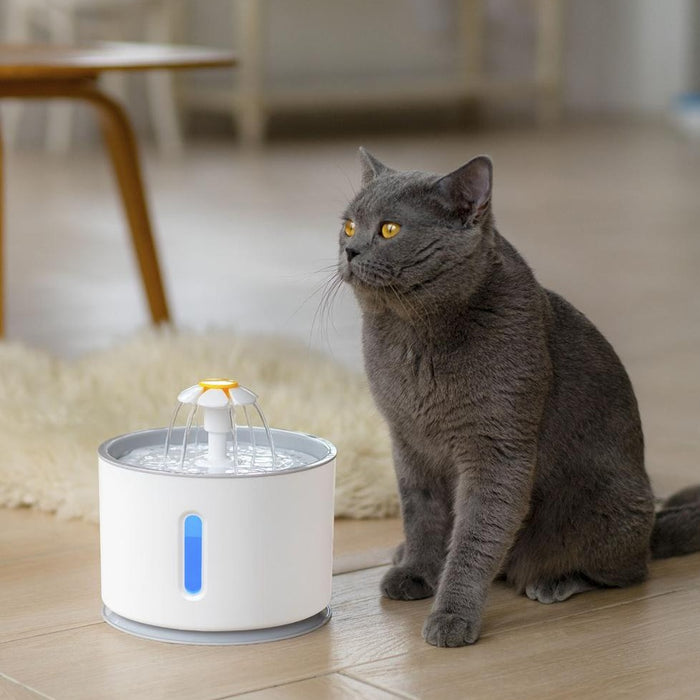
[0,42,236,81]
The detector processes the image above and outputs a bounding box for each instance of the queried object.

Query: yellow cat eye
[381,222,401,239]
[344,219,356,237]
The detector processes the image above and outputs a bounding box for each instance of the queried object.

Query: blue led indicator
[183,514,203,595]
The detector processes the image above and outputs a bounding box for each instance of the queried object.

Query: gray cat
[337,148,700,648]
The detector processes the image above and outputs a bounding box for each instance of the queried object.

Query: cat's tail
[650,485,700,559]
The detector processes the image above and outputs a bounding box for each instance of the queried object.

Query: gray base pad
[102,605,332,645]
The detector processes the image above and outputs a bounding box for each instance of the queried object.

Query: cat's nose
[346,247,360,262]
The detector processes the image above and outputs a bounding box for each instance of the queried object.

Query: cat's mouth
[342,259,395,290]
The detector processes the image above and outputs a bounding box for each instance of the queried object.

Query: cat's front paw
[422,611,481,647]
[380,565,435,600]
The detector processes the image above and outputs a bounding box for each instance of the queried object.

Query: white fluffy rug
[0,328,398,521]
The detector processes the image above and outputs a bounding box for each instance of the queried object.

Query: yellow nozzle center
[198,378,239,397]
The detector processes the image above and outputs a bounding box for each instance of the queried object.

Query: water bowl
[98,378,336,645]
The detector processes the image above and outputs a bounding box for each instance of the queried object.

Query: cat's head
[339,149,496,315]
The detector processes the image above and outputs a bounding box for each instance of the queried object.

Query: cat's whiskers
[304,264,344,302]
[318,272,342,345]
[310,270,345,352]
[290,262,343,322]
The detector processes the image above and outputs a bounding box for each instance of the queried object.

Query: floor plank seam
[1,619,103,646]
[207,678,319,700]
[204,671,380,699]
[0,672,55,700]
[337,669,418,699]
[339,653,420,683]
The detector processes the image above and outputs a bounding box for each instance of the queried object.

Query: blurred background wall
[564,0,695,115]
[2,0,698,148]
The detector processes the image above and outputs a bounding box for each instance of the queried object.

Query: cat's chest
[363,323,461,430]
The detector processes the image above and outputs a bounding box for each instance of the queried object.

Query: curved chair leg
[84,87,170,325]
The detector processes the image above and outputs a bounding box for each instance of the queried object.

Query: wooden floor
[1,122,700,697]
[2,507,700,699]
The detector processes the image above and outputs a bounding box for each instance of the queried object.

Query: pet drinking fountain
[98,378,336,644]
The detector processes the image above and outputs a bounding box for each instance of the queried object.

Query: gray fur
[338,149,700,648]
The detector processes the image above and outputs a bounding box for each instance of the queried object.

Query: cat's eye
[344,219,356,237]
[381,222,401,239]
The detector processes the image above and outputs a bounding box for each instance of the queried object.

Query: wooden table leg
[85,88,170,325]
[0,78,171,328]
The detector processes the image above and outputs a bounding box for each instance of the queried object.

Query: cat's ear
[437,156,493,225]
[359,147,392,185]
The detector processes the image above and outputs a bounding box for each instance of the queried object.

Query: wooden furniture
[182,0,565,145]
[0,42,236,337]
[2,0,187,156]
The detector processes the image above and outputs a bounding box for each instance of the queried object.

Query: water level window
[183,514,203,595]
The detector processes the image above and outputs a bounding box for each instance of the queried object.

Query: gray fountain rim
[98,426,337,479]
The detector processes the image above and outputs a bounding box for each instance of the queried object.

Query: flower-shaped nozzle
[177,378,257,407]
